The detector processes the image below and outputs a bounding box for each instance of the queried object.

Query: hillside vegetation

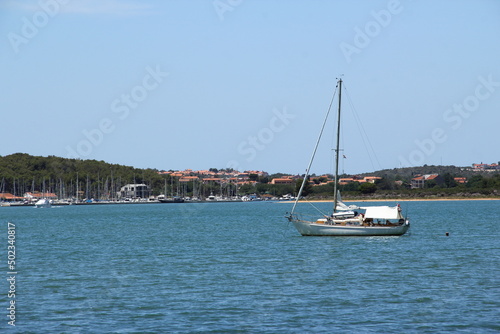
[0,153,165,198]
[0,153,498,199]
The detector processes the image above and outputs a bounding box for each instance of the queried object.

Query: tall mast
[289,79,339,216]
[76,172,79,202]
[333,78,342,213]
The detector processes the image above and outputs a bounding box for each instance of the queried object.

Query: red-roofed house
[202,177,222,184]
[339,176,381,185]
[362,176,382,183]
[339,178,355,185]
[472,163,500,171]
[0,193,25,201]
[179,176,199,182]
[270,178,295,185]
[24,192,58,200]
[411,174,444,189]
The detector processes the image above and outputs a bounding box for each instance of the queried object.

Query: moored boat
[159,197,185,203]
[34,198,52,208]
[289,204,409,236]
[286,78,410,236]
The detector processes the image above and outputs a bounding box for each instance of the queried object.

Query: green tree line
[1,154,498,199]
[0,153,167,199]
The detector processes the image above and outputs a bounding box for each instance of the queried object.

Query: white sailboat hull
[291,219,410,236]
[34,199,51,208]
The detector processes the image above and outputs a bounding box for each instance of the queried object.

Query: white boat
[34,198,52,208]
[286,78,410,236]
[290,202,410,236]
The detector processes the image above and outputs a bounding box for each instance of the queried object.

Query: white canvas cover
[363,206,400,219]
[336,201,360,211]
[336,192,360,211]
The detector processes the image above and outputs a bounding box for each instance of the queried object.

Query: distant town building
[310,175,334,186]
[202,177,222,184]
[179,176,199,183]
[245,170,269,177]
[270,177,295,185]
[0,193,25,201]
[339,176,381,185]
[118,184,151,198]
[411,174,444,189]
[472,163,500,171]
[24,192,58,200]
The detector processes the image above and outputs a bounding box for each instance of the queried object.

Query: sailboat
[34,178,52,208]
[286,79,410,236]
[34,198,52,208]
[158,178,185,203]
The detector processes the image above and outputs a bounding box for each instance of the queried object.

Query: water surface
[1,200,499,333]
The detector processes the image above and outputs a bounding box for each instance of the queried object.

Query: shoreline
[2,197,498,207]
[281,197,500,203]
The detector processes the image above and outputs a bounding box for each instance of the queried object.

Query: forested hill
[0,153,163,195]
[1,153,498,199]
[359,165,473,179]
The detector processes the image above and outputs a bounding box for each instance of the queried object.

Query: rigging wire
[303,198,329,217]
[289,82,339,215]
[342,83,382,171]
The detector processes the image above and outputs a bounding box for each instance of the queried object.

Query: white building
[118,184,151,198]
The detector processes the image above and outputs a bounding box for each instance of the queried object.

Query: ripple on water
[2,201,498,333]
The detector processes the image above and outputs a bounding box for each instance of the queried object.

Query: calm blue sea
[0,200,499,333]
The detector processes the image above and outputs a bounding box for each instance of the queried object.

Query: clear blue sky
[1,0,499,175]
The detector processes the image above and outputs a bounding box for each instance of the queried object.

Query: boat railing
[286,212,327,223]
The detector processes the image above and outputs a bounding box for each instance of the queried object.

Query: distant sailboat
[159,196,185,203]
[286,78,410,236]
[35,198,51,208]
[158,178,184,203]
[35,179,52,208]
